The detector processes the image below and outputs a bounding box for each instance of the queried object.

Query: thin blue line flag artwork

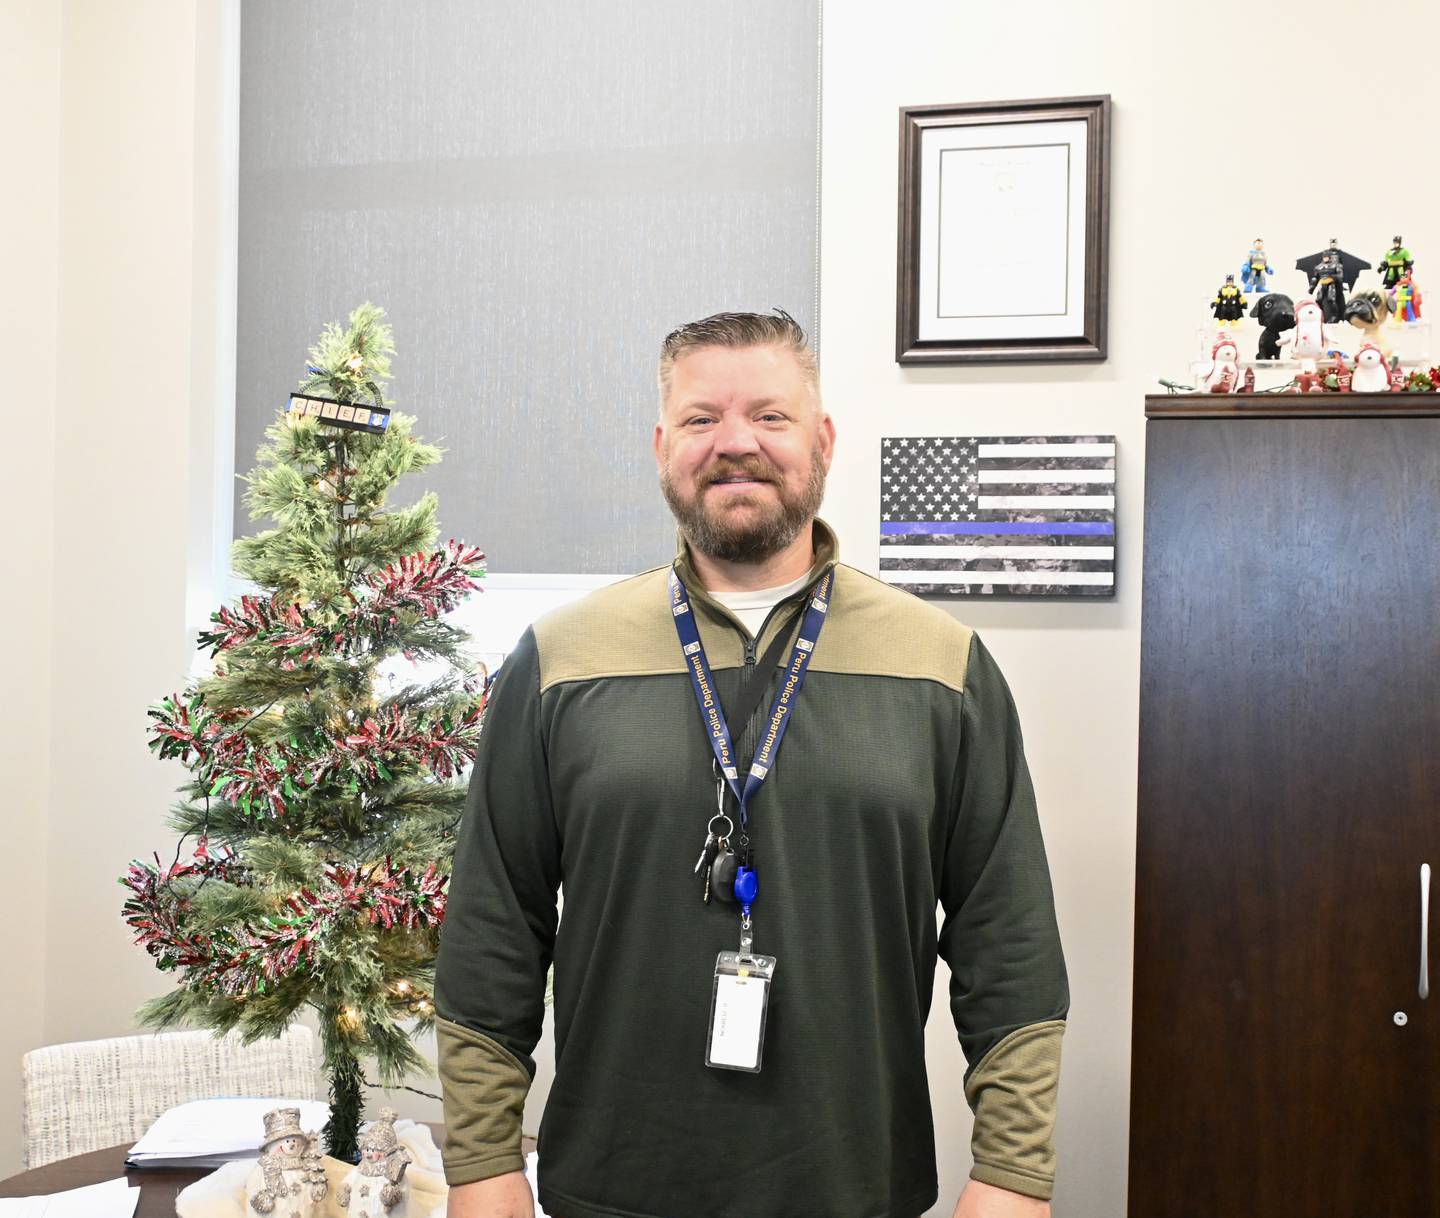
[879,435,1117,597]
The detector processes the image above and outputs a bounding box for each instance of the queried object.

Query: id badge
[706,950,776,1072]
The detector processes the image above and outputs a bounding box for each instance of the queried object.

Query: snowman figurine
[246,1108,328,1218]
[337,1108,413,1217]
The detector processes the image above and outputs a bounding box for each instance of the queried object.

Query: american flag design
[879,435,1116,597]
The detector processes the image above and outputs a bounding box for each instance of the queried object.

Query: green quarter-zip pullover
[436,520,1068,1217]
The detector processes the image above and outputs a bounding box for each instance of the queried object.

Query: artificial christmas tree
[122,304,487,1159]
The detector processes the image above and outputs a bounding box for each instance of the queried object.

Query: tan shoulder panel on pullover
[531,547,976,696]
[532,566,685,693]
[812,564,975,694]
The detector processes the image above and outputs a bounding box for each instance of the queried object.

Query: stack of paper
[126,1097,330,1170]
[0,1176,139,1217]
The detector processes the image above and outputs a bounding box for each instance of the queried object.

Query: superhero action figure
[1390,271,1422,323]
[1240,238,1273,293]
[1378,235,1414,290]
[1211,274,1246,326]
[1296,239,1371,324]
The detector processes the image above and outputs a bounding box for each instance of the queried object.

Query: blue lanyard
[669,567,833,832]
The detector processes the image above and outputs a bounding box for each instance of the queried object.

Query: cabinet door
[1131,418,1440,1218]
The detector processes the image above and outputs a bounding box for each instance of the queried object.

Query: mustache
[703,460,777,485]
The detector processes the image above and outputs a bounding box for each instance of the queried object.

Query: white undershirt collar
[708,571,814,637]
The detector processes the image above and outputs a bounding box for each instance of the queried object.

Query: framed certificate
[896,95,1111,364]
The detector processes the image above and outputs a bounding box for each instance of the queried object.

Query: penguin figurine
[1351,343,1390,393]
[1287,298,1327,368]
[1200,335,1241,393]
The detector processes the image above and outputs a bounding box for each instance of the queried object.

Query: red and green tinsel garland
[199,540,486,664]
[121,839,448,998]
[148,695,485,818]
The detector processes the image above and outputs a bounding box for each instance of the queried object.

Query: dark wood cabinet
[1130,396,1440,1218]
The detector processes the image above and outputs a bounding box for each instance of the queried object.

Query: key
[693,832,717,876]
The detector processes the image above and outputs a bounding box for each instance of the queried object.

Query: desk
[0,1126,499,1217]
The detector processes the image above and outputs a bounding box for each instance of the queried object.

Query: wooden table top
[0,1125,495,1217]
[0,1143,207,1217]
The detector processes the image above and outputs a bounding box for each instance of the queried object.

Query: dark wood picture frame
[896,95,1111,365]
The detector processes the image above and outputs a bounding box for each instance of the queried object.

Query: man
[436,311,1068,1218]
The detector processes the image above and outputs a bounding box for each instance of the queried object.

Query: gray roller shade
[237,1,820,574]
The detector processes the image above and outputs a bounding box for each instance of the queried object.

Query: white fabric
[708,571,812,637]
[175,1120,448,1218]
[0,1176,139,1218]
[524,1152,552,1217]
[20,1026,322,1170]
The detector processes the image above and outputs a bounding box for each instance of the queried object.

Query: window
[236,2,821,581]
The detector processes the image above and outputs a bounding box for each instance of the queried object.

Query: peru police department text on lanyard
[670,569,833,1072]
[670,569,832,844]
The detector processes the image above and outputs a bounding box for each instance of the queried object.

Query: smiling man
[436,311,1068,1218]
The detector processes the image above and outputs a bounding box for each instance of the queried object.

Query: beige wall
[11,0,1440,1207]
[46,0,201,1062]
[0,0,223,1179]
[820,3,1438,1216]
[1,0,61,1181]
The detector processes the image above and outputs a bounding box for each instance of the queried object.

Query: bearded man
[436,311,1068,1218]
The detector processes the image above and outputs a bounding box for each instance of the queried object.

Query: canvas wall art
[879,434,1116,597]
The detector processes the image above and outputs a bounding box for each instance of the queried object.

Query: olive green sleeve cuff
[436,1016,531,1186]
[963,1019,1065,1202]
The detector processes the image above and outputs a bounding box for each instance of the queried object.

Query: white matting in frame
[917,119,1089,344]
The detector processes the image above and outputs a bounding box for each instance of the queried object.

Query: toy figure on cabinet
[1251,292,1296,360]
[1288,298,1327,367]
[1296,239,1371,324]
[1211,274,1246,326]
[1378,236,1413,289]
[1344,289,1394,356]
[1351,344,1391,392]
[1200,335,1241,392]
[1390,271,1422,323]
[1240,239,1273,293]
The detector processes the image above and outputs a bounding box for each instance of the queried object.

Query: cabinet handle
[1422,863,1432,1001]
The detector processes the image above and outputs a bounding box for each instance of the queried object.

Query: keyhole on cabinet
[1394,1011,1408,1026]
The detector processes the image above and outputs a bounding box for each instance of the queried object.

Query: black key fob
[711,850,738,903]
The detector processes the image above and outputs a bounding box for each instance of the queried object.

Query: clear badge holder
[706,950,777,1073]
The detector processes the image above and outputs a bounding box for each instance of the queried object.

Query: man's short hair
[658,309,819,403]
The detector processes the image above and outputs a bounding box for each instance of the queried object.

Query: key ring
[707,813,734,840]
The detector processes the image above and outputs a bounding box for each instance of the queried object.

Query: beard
[660,447,827,564]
